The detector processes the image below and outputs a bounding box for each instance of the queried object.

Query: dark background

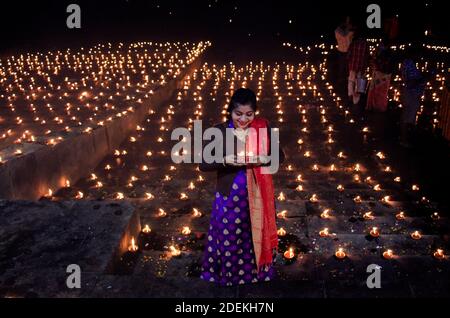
[0,0,448,54]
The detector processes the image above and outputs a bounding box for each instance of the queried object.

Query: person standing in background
[334,17,354,96]
[399,47,427,147]
[366,38,395,112]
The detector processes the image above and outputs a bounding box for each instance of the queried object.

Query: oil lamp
[412,184,420,191]
[169,245,181,257]
[431,212,440,220]
[383,249,394,259]
[336,184,344,192]
[433,249,445,260]
[142,224,151,234]
[128,237,138,252]
[192,208,202,218]
[410,231,422,240]
[181,226,191,235]
[396,211,406,220]
[335,248,346,259]
[319,228,330,237]
[309,194,319,203]
[277,210,288,219]
[320,209,331,219]
[373,184,381,191]
[353,195,362,204]
[283,247,295,262]
[369,227,380,238]
[75,191,84,199]
[277,192,286,201]
[394,177,401,182]
[157,208,167,217]
[312,164,319,171]
[277,227,287,237]
[363,211,375,220]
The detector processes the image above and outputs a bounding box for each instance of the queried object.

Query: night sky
[0,0,448,53]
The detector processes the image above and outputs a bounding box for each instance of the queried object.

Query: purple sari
[200,121,275,286]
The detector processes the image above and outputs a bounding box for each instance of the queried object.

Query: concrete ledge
[0,200,140,294]
[0,58,202,200]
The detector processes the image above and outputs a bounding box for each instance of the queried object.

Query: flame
[277,227,287,236]
[181,226,191,235]
[158,208,167,217]
[192,208,202,218]
[128,237,138,252]
[142,224,151,234]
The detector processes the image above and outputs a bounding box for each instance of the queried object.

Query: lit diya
[309,194,319,203]
[336,184,344,192]
[181,226,191,235]
[320,209,331,219]
[431,212,440,220]
[382,249,394,259]
[396,211,406,220]
[277,210,288,219]
[128,237,138,252]
[295,185,304,192]
[179,193,189,200]
[277,227,287,237]
[335,248,346,259]
[142,224,151,234]
[283,247,296,264]
[353,195,362,204]
[363,211,375,220]
[410,231,422,240]
[169,245,181,257]
[192,208,202,218]
[157,208,167,217]
[433,249,445,260]
[277,192,286,201]
[319,228,330,237]
[369,227,380,238]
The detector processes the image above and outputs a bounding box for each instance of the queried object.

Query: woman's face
[231,103,255,129]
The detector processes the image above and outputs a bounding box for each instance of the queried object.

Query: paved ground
[2,43,449,297]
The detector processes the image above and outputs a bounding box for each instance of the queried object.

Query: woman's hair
[226,88,257,119]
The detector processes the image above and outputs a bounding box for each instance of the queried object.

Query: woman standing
[366,39,394,112]
[199,88,285,286]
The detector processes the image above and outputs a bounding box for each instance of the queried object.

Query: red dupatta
[245,117,278,272]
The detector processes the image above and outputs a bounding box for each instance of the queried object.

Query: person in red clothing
[347,31,370,105]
